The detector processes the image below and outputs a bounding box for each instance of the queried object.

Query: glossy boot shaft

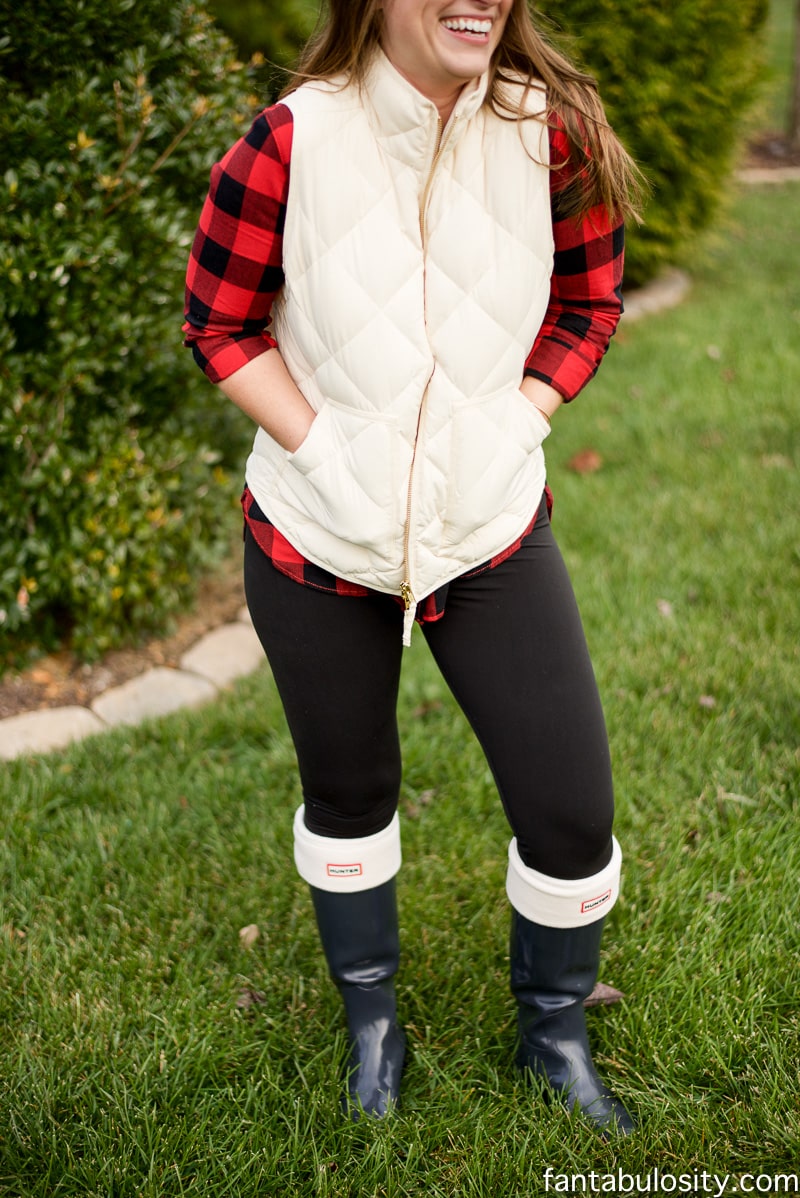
[311,880,406,1118]
[510,912,634,1135]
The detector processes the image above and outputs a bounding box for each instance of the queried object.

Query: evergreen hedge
[542,0,770,283]
[208,0,318,85]
[0,0,257,666]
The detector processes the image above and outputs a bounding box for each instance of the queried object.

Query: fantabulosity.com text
[542,1170,799,1195]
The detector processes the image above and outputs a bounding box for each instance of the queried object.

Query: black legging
[244,495,614,880]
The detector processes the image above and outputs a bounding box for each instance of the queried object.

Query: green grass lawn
[1,178,798,1195]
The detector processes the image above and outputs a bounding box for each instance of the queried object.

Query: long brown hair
[283,1,645,222]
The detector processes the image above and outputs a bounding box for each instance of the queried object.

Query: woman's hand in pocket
[518,376,563,426]
[217,347,316,452]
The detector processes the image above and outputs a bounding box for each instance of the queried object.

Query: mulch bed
[0,563,245,721]
[745,130,800,170]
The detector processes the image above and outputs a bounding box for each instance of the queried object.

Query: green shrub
[542,0,770,284]
[208,0,318,94]
[0,0,257,666]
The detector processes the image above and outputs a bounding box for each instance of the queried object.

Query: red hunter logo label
[581,889,612,914]
[326,863,363,877]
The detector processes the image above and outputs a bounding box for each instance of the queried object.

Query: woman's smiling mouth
[440,16,493,41]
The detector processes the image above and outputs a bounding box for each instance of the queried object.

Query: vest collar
[361,48,489,172]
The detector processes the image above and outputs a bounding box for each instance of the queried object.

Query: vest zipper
[399,393,426,647]
[419,116,444,249]
[399,116,454,647]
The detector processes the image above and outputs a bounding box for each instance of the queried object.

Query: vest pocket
[277,399,398,557]
[442,388,550,545]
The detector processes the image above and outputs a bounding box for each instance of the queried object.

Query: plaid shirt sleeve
[524,117,625,402]
[183,104,293,384]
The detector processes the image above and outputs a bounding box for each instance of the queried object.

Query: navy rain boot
[311,880,406,1118]
[510,911,634,1136]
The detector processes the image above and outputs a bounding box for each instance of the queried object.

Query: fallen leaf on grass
[404,788,438,821]
[583,982,625,1008]
[239,923,260,949]
[236,988,267,1010]
[566,448,603,475]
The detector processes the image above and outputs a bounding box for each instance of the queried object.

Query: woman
[184,0,642,1133]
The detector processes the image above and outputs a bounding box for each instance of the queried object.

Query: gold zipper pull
[400,581,417,647]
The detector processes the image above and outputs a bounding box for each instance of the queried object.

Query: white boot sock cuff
[293,807,402,893]
[506,837,622,928]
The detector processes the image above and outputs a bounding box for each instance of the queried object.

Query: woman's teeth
[441,17,492,35]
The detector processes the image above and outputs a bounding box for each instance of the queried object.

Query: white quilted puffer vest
[246,51,554,637]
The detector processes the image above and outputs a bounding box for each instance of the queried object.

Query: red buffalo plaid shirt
[184,102,624,623]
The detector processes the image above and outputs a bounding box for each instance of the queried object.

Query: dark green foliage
[0,1,256,665]
[533,0,770,283]
[208,0,318,96]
